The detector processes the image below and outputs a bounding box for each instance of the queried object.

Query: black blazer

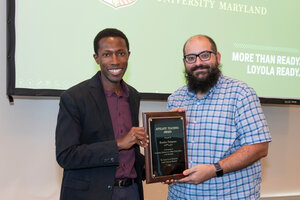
[55,72,144,200]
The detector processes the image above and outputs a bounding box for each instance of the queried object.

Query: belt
[114,178,137,188]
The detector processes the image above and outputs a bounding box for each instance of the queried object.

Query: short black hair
[183,35,217,56]
[93,28,129,54]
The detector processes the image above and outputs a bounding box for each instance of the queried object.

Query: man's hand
[169,108,186,112]
[177,164,216,184]
[117,127,149,150]
[164,164,215,185]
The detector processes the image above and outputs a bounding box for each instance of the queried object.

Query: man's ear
[216,51,221,64]
[93,53,99,64]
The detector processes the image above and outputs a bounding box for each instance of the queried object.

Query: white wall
[1,0,300,199]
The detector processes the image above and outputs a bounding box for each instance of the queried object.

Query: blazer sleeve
[55,91,119,170]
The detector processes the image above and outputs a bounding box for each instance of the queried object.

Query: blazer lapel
[87,72,114,136]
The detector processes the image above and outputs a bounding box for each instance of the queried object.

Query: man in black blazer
[56,28,148,200]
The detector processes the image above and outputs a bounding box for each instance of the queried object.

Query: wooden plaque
[142,112,188,184]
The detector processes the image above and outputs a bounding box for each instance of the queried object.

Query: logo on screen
[100,0,137,9]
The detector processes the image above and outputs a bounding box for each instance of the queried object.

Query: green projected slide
[13,0,300,100]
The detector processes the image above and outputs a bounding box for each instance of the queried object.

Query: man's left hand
[177,164,216,184]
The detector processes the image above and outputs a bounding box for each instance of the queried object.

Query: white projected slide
[7,0,300,103]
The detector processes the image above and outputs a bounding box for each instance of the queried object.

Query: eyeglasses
[184,51,216,64]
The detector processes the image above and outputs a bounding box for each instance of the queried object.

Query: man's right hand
[117,127,149,150]
[169,107,186,112]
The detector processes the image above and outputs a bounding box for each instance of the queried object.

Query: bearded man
[166,35,272,200]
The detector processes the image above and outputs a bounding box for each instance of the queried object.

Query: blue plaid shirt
[167,75,271,200]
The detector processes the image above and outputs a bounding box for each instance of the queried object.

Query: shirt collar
[99,72,129,97]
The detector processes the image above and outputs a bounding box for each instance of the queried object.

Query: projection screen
[7,0,300,104]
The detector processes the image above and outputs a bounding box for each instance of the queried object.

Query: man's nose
[111,54,119,64]
[195,56,204,65]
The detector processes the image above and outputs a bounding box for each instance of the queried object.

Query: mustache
[190,65,210,72]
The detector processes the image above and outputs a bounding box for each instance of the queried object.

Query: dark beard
[185,64,221,94]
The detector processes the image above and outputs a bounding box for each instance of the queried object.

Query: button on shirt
[167,75,272,200]
[104,81,137,179]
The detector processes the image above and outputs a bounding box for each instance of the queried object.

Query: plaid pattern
[167,75,271,200]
